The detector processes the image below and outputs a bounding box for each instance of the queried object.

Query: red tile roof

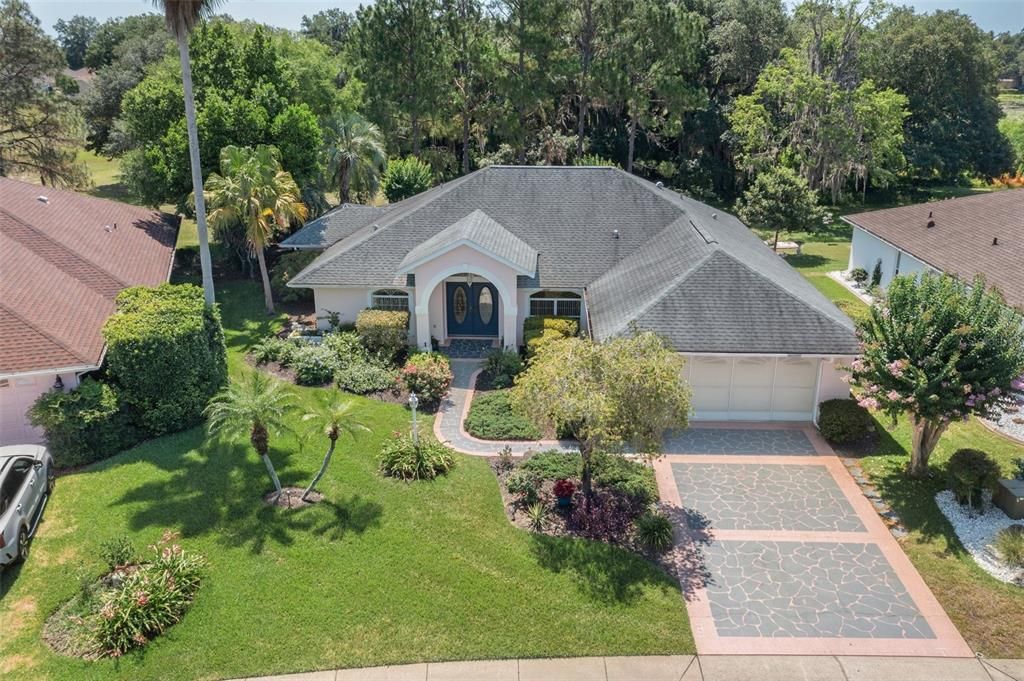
[0,178,178,375]
[843,189,1024,311]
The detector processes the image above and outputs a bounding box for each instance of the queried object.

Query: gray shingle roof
[280,203,391,248]
[397,209,537,275]
[289,166,859,355]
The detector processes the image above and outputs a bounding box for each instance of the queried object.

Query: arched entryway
[446,278,498,337]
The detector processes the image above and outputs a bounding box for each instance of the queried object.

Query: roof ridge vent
[688,219,717,245]
[37,195,49,204]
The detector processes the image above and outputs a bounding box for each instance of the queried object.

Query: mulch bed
[264,487,323,508]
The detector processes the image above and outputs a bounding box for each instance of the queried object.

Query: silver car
[0,445,55,565]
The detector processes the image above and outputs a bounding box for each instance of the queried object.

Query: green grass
[0,280,692,680]
[999,92,1024,122]
[783,213,1024,658]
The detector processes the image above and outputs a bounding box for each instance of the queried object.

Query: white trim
[679,351,857,360]
[396,239,536,277]
[0,364,99,380]
[842,219,945,276]
[812,359,824,425]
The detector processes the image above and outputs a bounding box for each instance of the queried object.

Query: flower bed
[934,490,1023,585]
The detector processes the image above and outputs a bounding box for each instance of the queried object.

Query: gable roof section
[0,178,178,375]
[843,189,1024,310]
[280,203,391,248]
[397,210,538,276]
[288,166,859,355]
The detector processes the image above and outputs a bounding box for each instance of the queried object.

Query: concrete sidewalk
[239,655,1024,681]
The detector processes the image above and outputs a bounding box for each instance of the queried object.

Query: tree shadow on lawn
[528,533,682,605]
[781,253,831,270]
[108,431,383,555]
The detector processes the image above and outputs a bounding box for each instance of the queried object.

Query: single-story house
[844,189,1023,311]
[0,178,179,445]
[284,166,858,422]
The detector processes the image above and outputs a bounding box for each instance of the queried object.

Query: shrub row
[356,309,409,363]
[465,390,541,440]
[817,398,873,443]
[517,450,658,507]
[523,316,578,358]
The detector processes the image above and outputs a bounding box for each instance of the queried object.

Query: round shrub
[817,398,873,443]
[465,391,542,440]
[102,284,227,436]
[635,511,675,553]
[993,525,1024,568]
[380,435,455,480]
[28,378,141,468]
[850,267,868,284]
[505,470,542,504]
[519,450,580,481]
[355,308,409,363]
[381,156,433,202]
[591,452,658,507]
[335,358,398,395]
[249,336,295,365]
[482,349,524,389]
[290,344,338,386]
[401,352,452,404]
[946,448,1001,510]
[270,250,317,303]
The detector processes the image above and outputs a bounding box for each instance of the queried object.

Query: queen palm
[301,392,369,501]
[204,372,294,499]
[154,0,219,306]
[323,112,387,204]
[203,145,308,314]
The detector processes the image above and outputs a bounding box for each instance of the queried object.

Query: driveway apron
[654,423,972,657]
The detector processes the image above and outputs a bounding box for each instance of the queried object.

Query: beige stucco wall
[0,370,81,446]
[817,358,853,404]
[313,288,372,330]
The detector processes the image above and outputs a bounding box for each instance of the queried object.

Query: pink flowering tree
[849,274,1024,478]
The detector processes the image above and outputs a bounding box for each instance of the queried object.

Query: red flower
[553,479,575,498]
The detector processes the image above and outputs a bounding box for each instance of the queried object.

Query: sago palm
[153,0,220,306]
[323,112,386,204]
[204,372,294,499]
[301,392,369,501]
[203,145,308,313]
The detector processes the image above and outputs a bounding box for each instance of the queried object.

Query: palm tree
[204,372,294,499]
[301,392,369,501]
[203,145,308,314]
[323,112,386,204]
[154,0,220,306]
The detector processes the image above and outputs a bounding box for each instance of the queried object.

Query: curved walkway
[434,360,575,456]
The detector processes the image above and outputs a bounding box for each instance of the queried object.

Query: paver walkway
[654,424,972,657]
[238,654,1024,681]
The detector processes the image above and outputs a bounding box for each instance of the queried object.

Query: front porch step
[439,338,496,359]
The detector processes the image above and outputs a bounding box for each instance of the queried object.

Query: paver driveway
[654,424,972,657]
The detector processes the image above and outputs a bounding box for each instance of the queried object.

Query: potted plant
[553,479,575,508]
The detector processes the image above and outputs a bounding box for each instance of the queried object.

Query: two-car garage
[683,355,850,422]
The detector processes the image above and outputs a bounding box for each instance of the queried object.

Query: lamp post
[408,392,419,446]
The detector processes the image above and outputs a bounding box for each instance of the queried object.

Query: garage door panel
[688,356,818,422]
[0,375,48,445]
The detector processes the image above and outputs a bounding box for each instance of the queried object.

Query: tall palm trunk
[252,423,283,496]
[303,435,337,501]
[626,115,637,174]
[177,32,216,306]
[339,160,351,204]
[255,246,274,314]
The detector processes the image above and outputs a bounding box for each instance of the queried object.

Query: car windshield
[0,458,32,515]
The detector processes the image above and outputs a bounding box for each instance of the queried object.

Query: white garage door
[0,375,50,446]
[687,356,819,421]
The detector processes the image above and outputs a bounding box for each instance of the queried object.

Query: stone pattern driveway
[655,424,972,657]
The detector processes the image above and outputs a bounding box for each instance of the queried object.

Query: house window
[529,291,582,320]
[371,289,409,312]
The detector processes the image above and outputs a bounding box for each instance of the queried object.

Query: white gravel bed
[983,391,1024,443]
[935,490,1023,585]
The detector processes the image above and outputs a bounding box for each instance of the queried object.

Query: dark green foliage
[249,336,297,366]
[355,309,409,363]
[850,267,868,284]
[870,260,883,287]
[591,452,658,507]
[465,391,542,440]
[947,448,1001,510]
[1012,458,1024,481]
[379,434,455,480]
[817,398,873,444]
[102,284,228,436]
[28,379,141,469]
[505,470,542,505]
[482,349,524,389]
[98,535,136,571]
[736,166,825,246]
[290,345,338,386]
[635,512,674,553]
[520,450,580,482]
[54,15,98,70]
[270,250,318,303]
[381,156,434,202]
[270,103,323,185]
[335,358,398,395]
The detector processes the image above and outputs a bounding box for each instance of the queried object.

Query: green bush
[635,512,674,553]
[356,308,409,363]
[99,536,136,572]
[322,330,365,359]
[28,379,141,469]
[947,448,1001,510]
[401,352,453,404]
[335,357,398,394]
[482,349,524,388]
[249,336,294,365]
[505,469,542,505]
[290,344,338,386]
[102,284,227,436]
[523,317,578,358]
[526,502,548,531]
[465,390,542,440]
[993,525,1024,568]
[850,267,868,284]
[381,156,433,202]
[817,398,873,443]
[520,449,580,481]
[94,536,206,657]
[270,250,317,303]
[834,299,870,325]
[379,434,455,480]
[592,452,658,507]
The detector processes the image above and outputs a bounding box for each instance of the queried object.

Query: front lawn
[0,280,692,680]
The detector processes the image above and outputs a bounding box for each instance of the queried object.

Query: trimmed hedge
[817,398,873,443]
[523,317,578,358]
[28,379,141,468]
[356,308,409,362]
[270,250,317,303]
[518,450,657,506]
[465,390,542,440]
[102,284,227,435]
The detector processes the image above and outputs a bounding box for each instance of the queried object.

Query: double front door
[446,282,498,336]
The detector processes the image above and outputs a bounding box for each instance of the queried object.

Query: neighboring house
[285,166,858,422]
[0,178,179,445]
[844,189,1024,311]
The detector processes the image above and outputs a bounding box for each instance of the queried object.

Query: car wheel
[16,527,29,563]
